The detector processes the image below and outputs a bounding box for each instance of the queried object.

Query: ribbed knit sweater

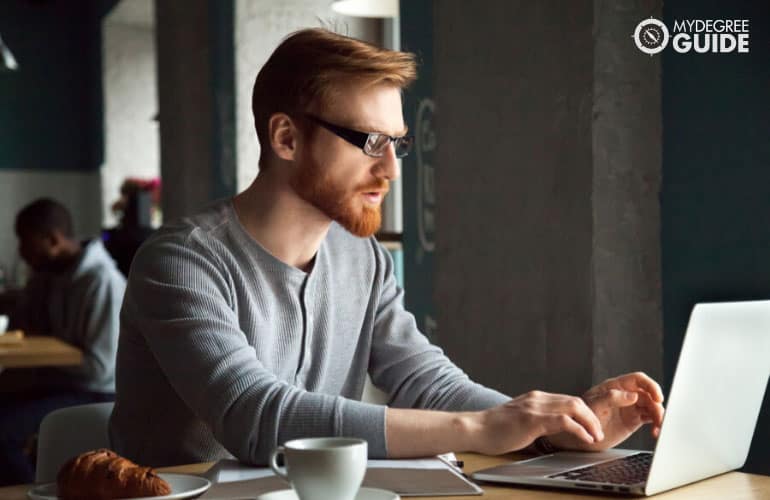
[109,200,509,466]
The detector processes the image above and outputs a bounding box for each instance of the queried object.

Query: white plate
[27,473,211,500]
[256,487,399,500]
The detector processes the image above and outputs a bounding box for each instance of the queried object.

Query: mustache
[357,179,389,194]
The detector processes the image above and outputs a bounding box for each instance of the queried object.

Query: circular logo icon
[633,17,669,55]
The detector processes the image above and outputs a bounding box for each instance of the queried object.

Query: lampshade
[0,34,19,72]
[331,0,399,18]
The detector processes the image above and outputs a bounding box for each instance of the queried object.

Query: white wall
[235,0,380,191]
[0,170,102,286]
[101,0,159,228]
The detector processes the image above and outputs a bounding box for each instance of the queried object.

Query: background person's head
[251,28,417,237]
[15,198,80,272]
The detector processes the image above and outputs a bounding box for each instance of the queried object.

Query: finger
[617,372,664,403]
[552,414,596,445]
[648,402,665,428]
[634,391,666,427]
[560,396,604,442]
[589,389,639,410]
[637,406,664,439]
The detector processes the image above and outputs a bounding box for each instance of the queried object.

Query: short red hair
[251,28,417,166]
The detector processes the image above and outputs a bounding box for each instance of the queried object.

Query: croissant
[57,448,172,500]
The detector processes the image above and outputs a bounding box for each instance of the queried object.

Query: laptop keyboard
[548,452,653,485]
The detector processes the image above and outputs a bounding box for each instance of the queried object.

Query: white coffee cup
[269,437,367,500]
[0,314,8,334]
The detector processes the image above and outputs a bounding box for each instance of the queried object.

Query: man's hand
[467,390,606,455]
[547,372,665,452]
[385,372,665,458]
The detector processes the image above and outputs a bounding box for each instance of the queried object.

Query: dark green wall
[207,0,237,201]
[662,0,770,474]
[0,0,116,171]
[400,0,437,339]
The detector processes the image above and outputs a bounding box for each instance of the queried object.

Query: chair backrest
[35,402,115,483]
[362,375,389,405]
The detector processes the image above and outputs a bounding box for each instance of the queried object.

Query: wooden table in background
[0,336,82,369]
[1,452,768,499]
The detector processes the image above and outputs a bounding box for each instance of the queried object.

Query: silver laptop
[472,300,770,496]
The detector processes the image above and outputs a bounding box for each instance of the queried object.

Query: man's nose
[375,142,400,181]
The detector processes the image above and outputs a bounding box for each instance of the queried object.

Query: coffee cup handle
[269,446,289,482]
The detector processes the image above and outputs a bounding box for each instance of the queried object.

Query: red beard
[290,157,388,238]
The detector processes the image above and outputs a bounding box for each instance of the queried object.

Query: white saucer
[256,487,399,500]
[27,473,211,500]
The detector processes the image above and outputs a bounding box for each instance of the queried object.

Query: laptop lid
[645,300,770,495]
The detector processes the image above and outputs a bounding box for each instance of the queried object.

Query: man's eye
[367,135,382,148]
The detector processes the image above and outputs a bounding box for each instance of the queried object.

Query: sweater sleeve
[368,241,510,413]
[54,269,125,391]
[125,231,387,464]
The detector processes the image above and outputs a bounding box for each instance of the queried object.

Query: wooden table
[1,453,768,499]
[0,336,82,369]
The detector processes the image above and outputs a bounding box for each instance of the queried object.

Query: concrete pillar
[433,0,595,395]
[431,0,662,449]
[155,0,236,221]
[591,0,663,449]
[592,0,663,391]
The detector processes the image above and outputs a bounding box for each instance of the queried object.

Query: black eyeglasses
[302,114,414,159]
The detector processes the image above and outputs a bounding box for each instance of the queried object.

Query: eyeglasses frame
[300,113,414,159]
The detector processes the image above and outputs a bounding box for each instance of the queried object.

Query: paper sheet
[201,452,482,497]
[210,453,459,483]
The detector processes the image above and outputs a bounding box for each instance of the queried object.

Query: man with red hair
[111,28,664,467]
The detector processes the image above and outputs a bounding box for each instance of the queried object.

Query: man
[0,198,126,485]
[110,29,664,467]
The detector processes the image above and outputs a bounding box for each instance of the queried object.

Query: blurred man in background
[0,198,125,485]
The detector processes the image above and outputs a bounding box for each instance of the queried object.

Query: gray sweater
[110,200,508,466]
[12,239,126,393]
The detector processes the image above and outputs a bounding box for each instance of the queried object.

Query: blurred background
[0,0,768,473]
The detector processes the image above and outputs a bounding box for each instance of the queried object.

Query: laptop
[472,300,770,496]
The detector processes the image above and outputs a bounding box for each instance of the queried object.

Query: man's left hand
[547,372,665,452]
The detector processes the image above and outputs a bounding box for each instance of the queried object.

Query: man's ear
[268,113,300,161]
[46,230,66,255]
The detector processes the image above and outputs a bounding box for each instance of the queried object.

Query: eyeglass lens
[364,134,414,158]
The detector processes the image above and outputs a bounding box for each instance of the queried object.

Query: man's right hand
[385,390,604,458]
[467,391,604,455]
